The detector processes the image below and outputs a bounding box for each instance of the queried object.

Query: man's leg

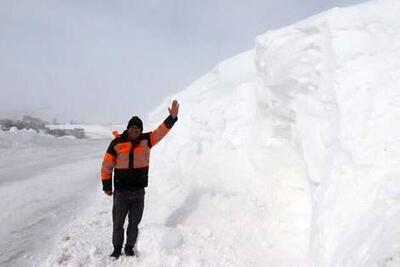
[112,190,129,249]
[126,189,145,249]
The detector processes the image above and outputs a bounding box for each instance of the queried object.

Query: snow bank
[148,0,400,266]
[254,0,400,266]
[145,50,310,266]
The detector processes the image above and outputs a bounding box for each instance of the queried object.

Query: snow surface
[2,0,400,266]
[253,0,400,265]
[0,129,107,266]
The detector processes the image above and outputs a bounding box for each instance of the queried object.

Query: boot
[124,245,134,256]
[110,246,122,258]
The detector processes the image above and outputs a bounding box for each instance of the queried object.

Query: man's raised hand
[168,100,179,119]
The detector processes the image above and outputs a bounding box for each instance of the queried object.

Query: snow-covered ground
[0,129,108,266]
[2,0,400,266]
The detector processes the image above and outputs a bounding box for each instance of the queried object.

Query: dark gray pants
[112,189,145,248]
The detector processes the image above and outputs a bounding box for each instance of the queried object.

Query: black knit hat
[127,116,143,131]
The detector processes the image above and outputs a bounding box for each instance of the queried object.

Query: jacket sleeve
[149,115,178,147]
[101,141,116,191]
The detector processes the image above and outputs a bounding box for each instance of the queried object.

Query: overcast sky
[0,0,368,124]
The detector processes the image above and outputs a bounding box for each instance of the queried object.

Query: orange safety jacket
[101,115,177,191]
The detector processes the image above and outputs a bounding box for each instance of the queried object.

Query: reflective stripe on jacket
[101,115,177,191]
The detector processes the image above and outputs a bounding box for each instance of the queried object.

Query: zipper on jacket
[129,141,134,169]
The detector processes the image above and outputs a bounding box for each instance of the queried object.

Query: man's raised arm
[150,100,179,147]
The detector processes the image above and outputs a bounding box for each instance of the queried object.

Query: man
[101,100,179,258]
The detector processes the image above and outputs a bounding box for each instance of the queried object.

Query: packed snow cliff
[150,0,400,266]
[37,0,400,266]
[253,0,400,265]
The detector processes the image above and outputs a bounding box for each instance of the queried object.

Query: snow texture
[0,129,107,266]
[1,0,400,266]
[253,0,400,265]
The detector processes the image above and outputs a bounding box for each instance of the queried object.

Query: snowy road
[0,138,108,266]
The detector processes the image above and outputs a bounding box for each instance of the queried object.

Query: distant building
[0,115,86,139]
[0,119,13,131]
[66,128,85,139]
[22,115,47,130]
[45,125,86,139]
[45,128,66,137]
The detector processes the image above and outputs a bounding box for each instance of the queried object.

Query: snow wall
[146,0,400,266]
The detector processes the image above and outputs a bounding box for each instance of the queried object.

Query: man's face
[128,125,141,140]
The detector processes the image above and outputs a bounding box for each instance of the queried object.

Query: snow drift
[39,0,400,266]
[253,0,400,265]
[150,0,400,266]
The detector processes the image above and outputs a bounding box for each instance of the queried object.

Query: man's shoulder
[110,136,127,145]
[140,132,153,148]
[141,132,151,138]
